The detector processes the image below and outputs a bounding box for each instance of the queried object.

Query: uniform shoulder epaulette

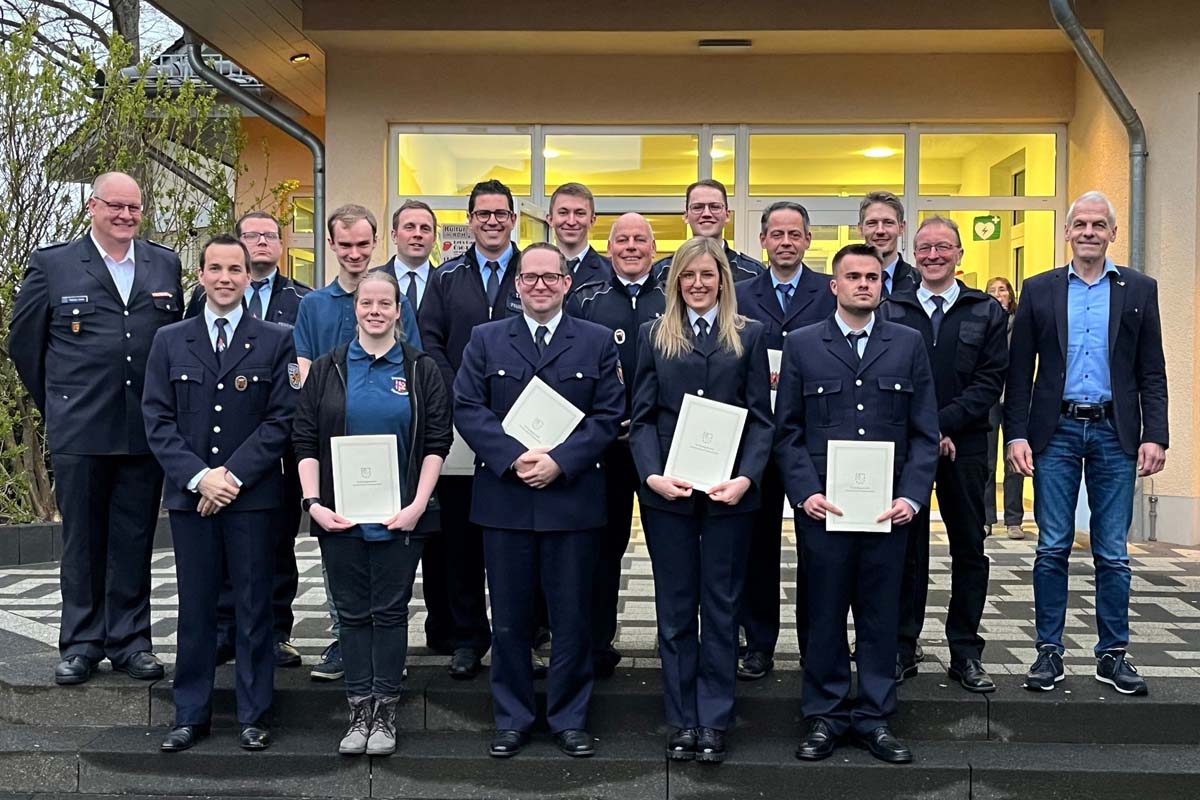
[36,241,70,251]
[143,239,176,252]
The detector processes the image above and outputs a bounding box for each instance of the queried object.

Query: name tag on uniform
[60,295,88,303]
[151,291,173,298]
[506,293,522,314]
[391,376,408,396]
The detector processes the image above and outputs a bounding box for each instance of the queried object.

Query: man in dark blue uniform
[9,171,183,686]
[185,210,310,669]
[419,179,524,678]
[733,201,835,680]
[566,212,665,677]
[145,234,299,752]
[879,217,1008,693]
[547,182,611,292]
[858,191,918,298]
[375,200,439,319]
[775,243,938,764]
[652,179,764,283]
[454,242,624,759]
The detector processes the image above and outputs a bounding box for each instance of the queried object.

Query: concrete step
[1,726,1198,800]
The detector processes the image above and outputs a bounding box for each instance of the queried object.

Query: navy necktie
[847,330,867,363]
[567,257,581,275]
[777,283,794,312]
[405,271,419,310]
[930,295,946,344]
[246,279,269,319]
[626,283,641,299]
[484,261,500,305]
[535,325,549,356]
[214,318,229,364]
[695,317,710,344]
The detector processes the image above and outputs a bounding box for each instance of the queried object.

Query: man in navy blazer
[1006,191,1167,696]
[144,235,299,752]
[775,243,938,765]
[454,242,624,759]
[9,171,183,686]
[733,201,836,680]
[547,182,612,293]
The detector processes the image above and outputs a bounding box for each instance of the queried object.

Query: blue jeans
[1032,416,1136,656]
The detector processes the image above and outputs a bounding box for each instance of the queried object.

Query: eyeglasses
[688,202,726,215]
[914,242,960,255]
[516,272,565,287]
[240,231,281,242]
[92,196,143,214]
[470,209,514,223]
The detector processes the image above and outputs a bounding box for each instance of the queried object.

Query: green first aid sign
[972,215,1002,241]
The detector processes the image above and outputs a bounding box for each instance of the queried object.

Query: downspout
[184,31,326,285]
[1050,0,1146,272]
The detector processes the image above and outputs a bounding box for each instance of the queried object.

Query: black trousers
[898,452,991,665]
[801,516,907,737]
[171,509,274,726]
[51,452,162,662]
[738,462,795,657]
[420,475,491,655]
[216,455,301,647]
[593,441,637,666]
[986,403,1027,526]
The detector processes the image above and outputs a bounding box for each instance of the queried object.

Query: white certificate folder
[825,440,895,533]
[502,376,585,450]
[330,434,403,524]
[664,394,748,493]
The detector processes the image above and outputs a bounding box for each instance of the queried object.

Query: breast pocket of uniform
[54,301,95,335]
[170,366,204,414]
[484,363,526,410]
[878,377,914,424]
[556,364,600,408]
[803,379,843,428]
[955,321,986,373]
[152,295,178,317]
[241,368,272,413]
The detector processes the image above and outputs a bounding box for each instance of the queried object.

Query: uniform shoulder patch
[36,241,69,251]
[144,239,176,252]
[288,363,301,390]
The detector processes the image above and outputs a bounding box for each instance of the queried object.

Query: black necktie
[484,261,500,305]
[246,279,269,319]
[535,324,549,356]
[847,330,867,363]
[626,282,641,299]
[214,318,229,364]
[405,271,419,310]
[567,257,580,275]
[777,283,794,312]
[930,295,946,344]
[695,317,710,344]
[883,272,893,298]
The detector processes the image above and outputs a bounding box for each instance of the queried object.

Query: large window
[749,134,905,196]
[543,134,698,196]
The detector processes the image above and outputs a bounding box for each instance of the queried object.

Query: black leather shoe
[737,651,774,681]
[160,724,209,752]
[667,727,698,761]
[54,654,96,686]
[239,722,271,751]
[795,718,839,761]
[695,727,726,763]
[896,657,918,683]
[449,648,481,680]
[554,728,595,758]
[489,729,530,758]
[948,659,997,694]
[594,647,621,679]
[853,726,913,764]
[275,641,302,668]
[111,651,164,681]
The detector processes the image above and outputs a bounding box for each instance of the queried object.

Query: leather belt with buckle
[1062,401,1113,421]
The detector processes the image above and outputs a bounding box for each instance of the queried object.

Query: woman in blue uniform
[629,236,774,763]
[292,271,452,756]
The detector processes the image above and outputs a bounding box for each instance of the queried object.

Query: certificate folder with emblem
[330,434,403,524]
[501,376,585,450]
[441,426,477,476]
[663,394,748,494]
[825,440,895,533]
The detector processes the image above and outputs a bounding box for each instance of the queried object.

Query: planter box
[0,516,172,567]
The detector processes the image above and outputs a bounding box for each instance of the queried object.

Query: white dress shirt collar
[204,303,245,351]
[524,309,563,344]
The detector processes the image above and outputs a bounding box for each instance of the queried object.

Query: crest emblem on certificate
[391,376,408,396]
[234,375,249,391]
[288,363,301,390]
[855,472,868,487]
[614,329,626,345]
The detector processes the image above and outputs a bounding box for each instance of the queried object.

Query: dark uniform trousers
[143,314,298,726]
[774,316,939,738]
[187,275,311,649]
[453,313,624,733]
[629,319,775,732]
[734,266,835,659]
[8,235,183,662]
[594,441,637,666]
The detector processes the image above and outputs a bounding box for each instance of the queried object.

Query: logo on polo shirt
[391,376,408,396]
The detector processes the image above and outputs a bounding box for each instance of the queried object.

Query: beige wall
[237,115,325,214]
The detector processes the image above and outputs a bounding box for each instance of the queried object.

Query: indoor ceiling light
[289,52,311,64]
[542,147,561,159]
[710,147,731,160]
[863,146,898,158]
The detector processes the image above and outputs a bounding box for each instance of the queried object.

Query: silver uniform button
[123,310,129,316]
[214,405,222,412]
[72,308,79,316]
[125,380,131,386]
[498,369,505,377]
[125,356,131,362]
[858,428,866,435]
[782,330,788,337]
[125,333,131,339]
[697,389,705,396]
[217,383,224,390]
[895,383,902,390]
[181,374,188,381]
[856,379,863,386]
[857,404,864,411]
[576,372,583,379]
[213,426,221,433]
[252,376,259,382]
[211,447,219,454]
[817,387,824,394]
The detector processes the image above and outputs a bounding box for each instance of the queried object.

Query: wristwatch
[301,497,322,513]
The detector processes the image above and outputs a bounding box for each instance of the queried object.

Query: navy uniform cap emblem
[614,329,626,345]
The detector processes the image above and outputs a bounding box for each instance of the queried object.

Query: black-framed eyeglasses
[92,195,143,214]
[688,202,726,215]
[517,272,565,287]
[470,209,514,223]
[914,243,960,255]
[240,231,281,243]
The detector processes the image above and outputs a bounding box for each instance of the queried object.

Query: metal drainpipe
[184,31,326,285]
[1050,0,1146,273]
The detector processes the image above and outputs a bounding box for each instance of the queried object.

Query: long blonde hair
[652,236,745,359]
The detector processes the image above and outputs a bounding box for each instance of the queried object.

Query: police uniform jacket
[629,317,775,516]
[887,257,919,296]
[652,241,765,284]
[291,340,452,536]
[773,315,939,509]
[565,271,666,415]
[878,282,1008,453]
[566,248,612,295]
[185,270,311,326]
[1004,265,1168,456]
[452,313,625,532]
[142,314,299,511]
[734,264,836,350]
[9,234,183,455]
[419,245,522,393]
